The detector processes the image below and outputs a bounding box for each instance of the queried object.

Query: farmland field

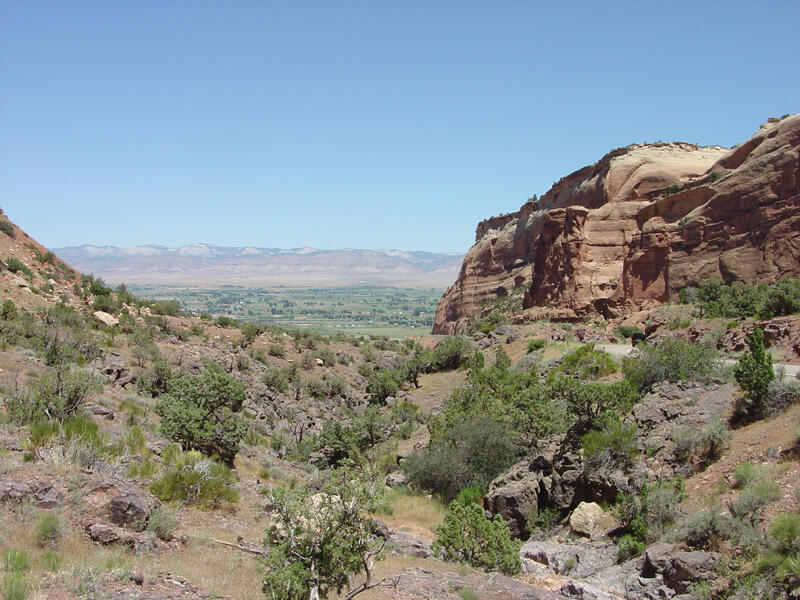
[128,284,444,337]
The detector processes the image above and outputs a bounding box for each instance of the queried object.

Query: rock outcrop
[434,115,800,333]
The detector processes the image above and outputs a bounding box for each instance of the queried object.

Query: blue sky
[1,1,798,253]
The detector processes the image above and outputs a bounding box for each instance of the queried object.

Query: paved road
[596,344,800,379]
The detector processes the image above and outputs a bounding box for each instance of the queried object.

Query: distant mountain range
[54,244,465,287]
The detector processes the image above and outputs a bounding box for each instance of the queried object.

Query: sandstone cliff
[433,115,800,334]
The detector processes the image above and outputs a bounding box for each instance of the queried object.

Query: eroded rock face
[81,477,160,532]
[434,116,800,333]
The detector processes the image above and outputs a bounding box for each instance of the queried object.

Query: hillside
[2,186,800,600]
[54,244,464,287]
[434,115,800,333]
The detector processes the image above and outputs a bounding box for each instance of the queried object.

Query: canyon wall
[433,115,800,333]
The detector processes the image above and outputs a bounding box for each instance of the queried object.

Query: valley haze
[54,243,464,287]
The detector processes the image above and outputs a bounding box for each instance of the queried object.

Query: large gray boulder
[643,544,719,593]
[82,478,160,532]
[484,459,550,538]
[521,539,617,578]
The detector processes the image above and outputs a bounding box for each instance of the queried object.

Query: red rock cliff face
[433,116,800,334]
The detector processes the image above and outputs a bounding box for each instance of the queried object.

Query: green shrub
[733,461,759,489]
[527,338,546,352]
[404,415,520,502]
[475,311,507,334]
[549,375,638,424]
[367,369,400,405]
[0,220,15,238]
[675,506,731,550]
[0,573,28,600]
[261,366,290,394]
[667,317,691,331]
[0,549,29,573]
[615,325,642,340]
[238,322,266,347]
[0,300,16,321]
[4,258,30,277]
[733,327,774,422]
[672,419,730,467]
[623,338,718,391]
[215,315,237,328]
[756,512,800,581]
[4,370,99,425]
[554,343,617,380]
[146,506,177,541]
[433,497,522,575]
[428,337,473,372]
[730,480,780,523]
[458,588,479,600]
[154,364,248,463]
[33,514,62,548]
[268,343,286,358]
[581,419,637,466]
[618,534,645,561]
[682,277,800,319]
[150,450,238,508]
[527,507,561,534]
[39,551,61,572]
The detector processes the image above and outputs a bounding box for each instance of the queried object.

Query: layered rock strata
[434,115,800,333]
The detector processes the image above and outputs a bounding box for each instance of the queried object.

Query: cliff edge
[433,115,800,334]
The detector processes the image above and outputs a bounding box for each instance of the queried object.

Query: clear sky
[1,1,798,253]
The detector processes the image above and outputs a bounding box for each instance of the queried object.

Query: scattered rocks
[0,478,65,508]
[395,567,566,600]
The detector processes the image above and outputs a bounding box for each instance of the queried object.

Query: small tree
[433,495,521,575]
[0,299,17,321]
[367,370,399,405]
[261,466,397,600]
[155,364,247,463]
[734,327,774,422]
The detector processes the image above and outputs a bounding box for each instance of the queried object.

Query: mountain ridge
[54,244,465,287]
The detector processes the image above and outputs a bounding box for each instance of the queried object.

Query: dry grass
[683,403,800,525]
[406,370,468,414]
[374,489,446,540]
[0,501,266,600]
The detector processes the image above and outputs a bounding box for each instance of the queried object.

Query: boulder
[643,544,719,593]
[484,460,547,538]
[93,311,119,327]
[384,471,407,489]
[110,490,158,531]
[521,539,617,578]
[569,502,621,540]
[82,478,160,532]
[564,557,673,600]
[87,523,159,553]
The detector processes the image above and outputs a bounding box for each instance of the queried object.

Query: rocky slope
[434,115,800,333]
